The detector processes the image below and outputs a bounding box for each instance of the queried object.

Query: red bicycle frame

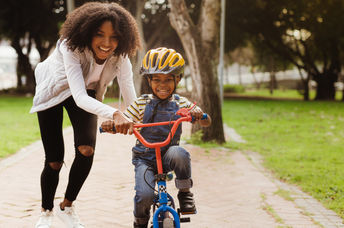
[132,114,192,175]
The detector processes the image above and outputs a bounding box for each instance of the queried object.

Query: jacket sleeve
[60,41,117,119]
[117,56,137,108]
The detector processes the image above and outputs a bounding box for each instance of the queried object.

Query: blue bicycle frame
[152,179,180,228]
[100,106,207,228]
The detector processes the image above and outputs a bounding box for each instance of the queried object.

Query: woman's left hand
[101,120,116,133]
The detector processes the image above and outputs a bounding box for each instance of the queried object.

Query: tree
[0,0,65,93]
[124,0,181,95]
[95,0,185,95]
[228,0,344,100]
[168,0,225,143]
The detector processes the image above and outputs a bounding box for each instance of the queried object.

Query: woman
[31,2,140,227]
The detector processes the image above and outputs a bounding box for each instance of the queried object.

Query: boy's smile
[148,74,180,100]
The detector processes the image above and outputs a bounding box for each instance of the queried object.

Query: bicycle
[100,104,207,228]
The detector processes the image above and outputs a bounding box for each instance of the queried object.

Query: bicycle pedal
[180,217,190,223]
[180,211,197,215]
[178,208,197,215]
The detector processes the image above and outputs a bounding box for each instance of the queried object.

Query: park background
[0,0,344,225]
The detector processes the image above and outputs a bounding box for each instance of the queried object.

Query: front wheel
[163,217,174,228]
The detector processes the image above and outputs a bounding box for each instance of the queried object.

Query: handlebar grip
[202,113,208,120]
[99,126,116,133]
[191,113,208,122]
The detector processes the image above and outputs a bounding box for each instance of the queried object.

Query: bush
[223,84,245,93]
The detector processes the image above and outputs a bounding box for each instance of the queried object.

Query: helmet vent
[172,57,179,65]
[161,53,169,66]
[152,54,158,68]
[145,51,150,68]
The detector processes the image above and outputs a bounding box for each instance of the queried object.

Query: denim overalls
[132,95,193,222]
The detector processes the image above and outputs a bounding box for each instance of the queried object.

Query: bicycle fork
[152,179,181,228]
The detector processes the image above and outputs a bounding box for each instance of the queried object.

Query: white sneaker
[35,210,53,228]
[56,205,85,228]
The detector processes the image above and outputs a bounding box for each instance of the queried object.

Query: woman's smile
[91,21,119,64]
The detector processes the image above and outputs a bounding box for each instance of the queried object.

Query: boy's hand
[190,106,212,127]
[112,111,134,135]
[190,106,204,121]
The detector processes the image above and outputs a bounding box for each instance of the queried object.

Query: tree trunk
[12,38,35,93]
[314,73,337,100]
[168,0,225,143]
[131,0,146,96]
[303,77,310,101]
[269,72,277,95]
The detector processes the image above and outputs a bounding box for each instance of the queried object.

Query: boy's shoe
[177,191,197,214]
[56,205,85,228]
[35,210,53,228]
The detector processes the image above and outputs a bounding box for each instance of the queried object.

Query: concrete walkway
[0,122,343,228]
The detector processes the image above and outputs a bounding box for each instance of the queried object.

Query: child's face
[91,21,118,64]
[148,74,180,99]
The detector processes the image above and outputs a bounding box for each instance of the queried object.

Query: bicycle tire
[163,217,174,228]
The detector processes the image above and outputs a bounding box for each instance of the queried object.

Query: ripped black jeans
[37,90,97,210]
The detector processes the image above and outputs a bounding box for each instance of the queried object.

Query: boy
[101,47,211,228]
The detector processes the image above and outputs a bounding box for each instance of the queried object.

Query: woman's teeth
[99,47,110,52]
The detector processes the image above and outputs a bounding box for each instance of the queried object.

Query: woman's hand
[101,120,116,134]
[112,111,134,135]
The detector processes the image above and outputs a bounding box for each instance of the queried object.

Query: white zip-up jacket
[30,39,137,119]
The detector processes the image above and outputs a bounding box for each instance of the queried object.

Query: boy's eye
[152,79,161,83]
[151,78,174,84]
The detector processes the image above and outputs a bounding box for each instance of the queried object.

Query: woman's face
[91,21,118,64]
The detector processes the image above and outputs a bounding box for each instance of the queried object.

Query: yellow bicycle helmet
[140,47,185,77]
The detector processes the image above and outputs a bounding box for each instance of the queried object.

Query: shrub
[223,84,245,93]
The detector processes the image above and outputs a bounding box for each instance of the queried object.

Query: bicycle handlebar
[99,113,207,149]
[99,106,207,174]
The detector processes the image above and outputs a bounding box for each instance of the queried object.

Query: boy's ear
[175,75,181,83]
[146,75,152,86]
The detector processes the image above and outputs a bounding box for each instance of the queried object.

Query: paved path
[0,122,343,228]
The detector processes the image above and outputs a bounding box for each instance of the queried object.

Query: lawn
[234,88,343,100]
[222,99,344,218]
[0,95,117,158]
[2,93,344,219]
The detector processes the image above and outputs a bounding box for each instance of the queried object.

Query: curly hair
[59,2,141,57]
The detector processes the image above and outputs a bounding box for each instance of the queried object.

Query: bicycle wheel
[163,217,174,228]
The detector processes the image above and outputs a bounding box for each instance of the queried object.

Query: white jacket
[30,39,136,119]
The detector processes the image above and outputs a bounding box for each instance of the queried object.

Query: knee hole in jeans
[49,162,63,170]
[77,145,94,157]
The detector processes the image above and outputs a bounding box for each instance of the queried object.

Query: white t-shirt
[86,60,106,89]
[30,39,137,119]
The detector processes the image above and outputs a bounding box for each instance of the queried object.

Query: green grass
[0,96,118,158]
[0,96,71,158]
[222,99,344,218]
[234,89,343,100]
